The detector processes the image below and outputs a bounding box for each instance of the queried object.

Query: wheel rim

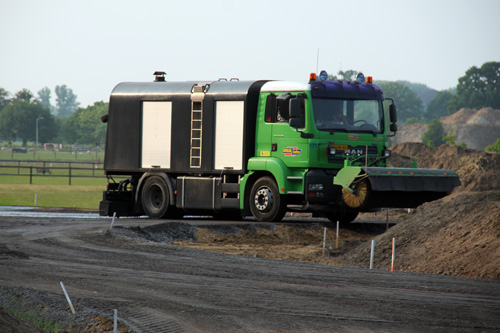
[148,184,164,211]
[254,187,274,212]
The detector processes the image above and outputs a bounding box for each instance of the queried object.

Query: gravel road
[1,215,499,332]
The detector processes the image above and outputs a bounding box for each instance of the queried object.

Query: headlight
[383,149,391,157]
[326,144,336,155]
[308,184,324,191]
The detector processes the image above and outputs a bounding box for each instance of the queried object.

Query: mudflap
[334,167,461,209]
[99,190,137,217]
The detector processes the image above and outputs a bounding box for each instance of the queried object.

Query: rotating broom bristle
[342,178,369,208]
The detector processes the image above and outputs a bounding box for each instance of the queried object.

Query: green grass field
[0,159,107,209]
[0,184,103,210]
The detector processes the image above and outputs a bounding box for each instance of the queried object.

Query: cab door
[268,93,308,168]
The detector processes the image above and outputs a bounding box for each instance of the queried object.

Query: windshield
[312,98,383,134]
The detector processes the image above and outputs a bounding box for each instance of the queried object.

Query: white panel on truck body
[214,101,245,170]
[142,101,172,168]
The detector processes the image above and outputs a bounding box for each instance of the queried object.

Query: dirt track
[1,215,500,332]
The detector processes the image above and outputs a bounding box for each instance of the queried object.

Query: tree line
[335,62,500,124]
[0,85,107,147]
[0,61,498,149]
[337,63,500,152]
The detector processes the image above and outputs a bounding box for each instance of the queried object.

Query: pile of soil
[171,223,380,266]
[441,107,500,126]
[341,191,500,279]
[391,107,500,150]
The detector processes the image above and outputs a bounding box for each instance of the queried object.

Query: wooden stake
[391,237,396,272]
[60,281,76,314]
[336,221,339,249]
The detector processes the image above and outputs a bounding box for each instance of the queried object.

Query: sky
[1,0,499,108]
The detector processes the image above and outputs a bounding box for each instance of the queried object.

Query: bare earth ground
[1,143,500,331]
[172,143,500,280]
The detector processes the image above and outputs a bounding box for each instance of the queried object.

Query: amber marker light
[310,73,317,81]
[367,76,373,83]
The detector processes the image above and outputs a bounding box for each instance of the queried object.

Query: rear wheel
[249,177,286,222]
[141,176,170,219]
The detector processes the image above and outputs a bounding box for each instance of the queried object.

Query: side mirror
[289,117,304,128]
[389,104,397,123]
[289,99,304,128]
[289,99,301,119]
[390,123,398,132]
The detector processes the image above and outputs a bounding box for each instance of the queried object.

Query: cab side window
[265,93,292,123]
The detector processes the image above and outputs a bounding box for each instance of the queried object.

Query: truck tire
[249,176,286,222]
[141,176,170,219]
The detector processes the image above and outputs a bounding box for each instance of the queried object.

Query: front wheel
[249,176,286,222]
[327,211,359,225]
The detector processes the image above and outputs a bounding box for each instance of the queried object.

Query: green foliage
[485,138,500,153]
[62,101,108,145]
[55,85,79,117]
[422,119,445,147]
[0,87,10,111]
[376,81,424,123]
[450,61,500,111]
[0,97,58,146]
[403,117,422,125]
[426,90,455,120]
[37,87,53,113]
[443,128,466,147]
[397,81,438,109]
[4,296,64,332]
[338,69,359,81]
[13,88,34,102]
[323,69,360,81]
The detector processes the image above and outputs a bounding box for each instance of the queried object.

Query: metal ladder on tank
[190,85,206,168]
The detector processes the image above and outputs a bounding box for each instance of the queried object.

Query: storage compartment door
[214,101,244,170]
[142,101,172,169]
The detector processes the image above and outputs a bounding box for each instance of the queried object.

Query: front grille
[328,145,378,164]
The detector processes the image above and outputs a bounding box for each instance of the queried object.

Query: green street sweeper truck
[99,71,460,223]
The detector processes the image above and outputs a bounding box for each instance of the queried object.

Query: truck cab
[244,75,396,222]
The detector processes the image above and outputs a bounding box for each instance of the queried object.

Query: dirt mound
[441,107,500,126]
[109,222,196,243]
[440,108,477,124]
[341,191,500,279]
[390,142,500,192]
[172,223,383,266]
[391,108,500,150]
[348,142,500,279]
